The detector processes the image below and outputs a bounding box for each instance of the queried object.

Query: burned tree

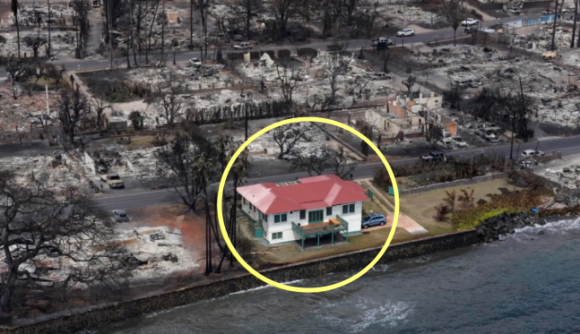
[12,0,20,59]
[324,54,350,108]
[71,0,90,58]
[43,63,66,85]
[272,0,313,40]
[58,85,90,145]
[0,170,127,314]
[150,73,185,129]
[291,145,358,179]
[91,96,111,134]
[276,62,301,106]
[402,74,416,97]
[272,124,307,159]
[23,35,47,59]
[442,0,462,46]
[156,125,240,275]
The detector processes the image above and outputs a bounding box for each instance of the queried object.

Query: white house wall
[261,202,364,245]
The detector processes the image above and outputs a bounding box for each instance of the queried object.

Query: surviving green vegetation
[448,171,550,231]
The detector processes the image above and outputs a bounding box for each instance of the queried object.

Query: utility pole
[108,0,113,69]
[518,76,528,141]
[130,0,136,67]
[161,0,165,65]
[550,0,560,51]
[47,0,51,58]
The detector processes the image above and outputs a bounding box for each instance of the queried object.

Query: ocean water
[100,218,580,334]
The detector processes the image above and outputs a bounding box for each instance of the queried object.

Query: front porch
[292,216,350,251]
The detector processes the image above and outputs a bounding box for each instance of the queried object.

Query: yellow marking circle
[217,117,399,293]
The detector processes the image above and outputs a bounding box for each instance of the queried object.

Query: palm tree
[11,0,20,59]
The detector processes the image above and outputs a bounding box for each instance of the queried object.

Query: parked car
[371,72,392,80]
[422,151,453,162]
[101,173,125,189]
[451,136,468,148]
[484,130,500,143]
[362,213,387,229]
[396,28,415,37]
[233,41,253,50]
[371,37,394,46]
[519,159,538,169]
[521,149,545,158]
[461,18,479,26]
[112,209,129,223]
[437,137,454,149]
[190,57,202,67]
[441,129,451,138]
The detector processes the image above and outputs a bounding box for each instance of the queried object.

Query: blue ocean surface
[99,218,580,334]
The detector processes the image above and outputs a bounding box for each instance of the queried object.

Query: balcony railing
[292,215,349,250]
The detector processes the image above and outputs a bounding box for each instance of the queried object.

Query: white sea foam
[509,217,580,242]
[351,299,413,332]
[371,264,390,272]
[403,256,431,264]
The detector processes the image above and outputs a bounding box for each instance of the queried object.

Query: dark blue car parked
[361,213,387,229]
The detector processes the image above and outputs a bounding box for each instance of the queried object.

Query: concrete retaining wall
[400,172,505,196]
[4,230,479,334]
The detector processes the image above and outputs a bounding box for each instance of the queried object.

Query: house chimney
[419,93,423,100]
[430,92,434,98]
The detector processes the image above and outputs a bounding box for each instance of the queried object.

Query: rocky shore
[476,211,578,242]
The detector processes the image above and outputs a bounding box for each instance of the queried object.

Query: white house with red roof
[237,175,371,248]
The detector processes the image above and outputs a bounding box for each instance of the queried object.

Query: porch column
[331,231,335,246]
[317,230,320,248]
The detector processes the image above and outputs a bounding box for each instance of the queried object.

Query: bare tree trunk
[161,0,165,65]
[108,0,113,68]
[146,0,161,65]
[572,0,579,48]
[551,0,560,50]
[190,0,194,47]
[47,0,51,57]
[131,0,137,66]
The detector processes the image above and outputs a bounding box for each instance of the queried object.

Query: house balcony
[292,216,350,251]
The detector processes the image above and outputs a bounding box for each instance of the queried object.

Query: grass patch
[451,189,547,231]
[126,135,157,150]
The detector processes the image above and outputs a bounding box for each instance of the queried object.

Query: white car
[437,138,454,149]
[451,136,468,148]
[190,58,202,67]
[396,28,415,37]
[484,131,500,143]
[371,72,392,80]
[521,149,545,158]
[461,18,479,26]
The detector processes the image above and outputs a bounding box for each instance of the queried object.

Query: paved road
[0,14,539,77]
[95,134,580,211]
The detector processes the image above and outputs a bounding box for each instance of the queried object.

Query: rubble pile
[373,1,441,27]
[113,226,199,282]
[90,145,164,180]
[536,156,580,190]
[0,151,92,190]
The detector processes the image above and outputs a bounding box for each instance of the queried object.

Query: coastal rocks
[476,212,540,242]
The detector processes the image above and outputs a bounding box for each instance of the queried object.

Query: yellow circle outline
[217,117,399,293]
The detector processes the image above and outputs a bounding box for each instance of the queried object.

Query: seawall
[4,229,479,334]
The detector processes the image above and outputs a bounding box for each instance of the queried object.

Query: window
[274,214,287,223]
[262,213,268,222]
[243,198,247,205]
[308,210,324,224]
[300,210,306,220]
[326,207,332,216]
[343,204,355,214]
[272,232,283,240]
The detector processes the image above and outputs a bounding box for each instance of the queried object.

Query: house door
[308,210,324,224]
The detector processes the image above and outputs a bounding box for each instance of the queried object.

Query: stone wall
[5,230,479,334]
[400,172,505,196]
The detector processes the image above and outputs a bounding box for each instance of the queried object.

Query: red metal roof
[237,175,369,214]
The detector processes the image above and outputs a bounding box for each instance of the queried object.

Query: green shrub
[451,189,544,231]
[453,207,512,231]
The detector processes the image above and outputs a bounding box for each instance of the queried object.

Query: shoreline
[3,209,578,334]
